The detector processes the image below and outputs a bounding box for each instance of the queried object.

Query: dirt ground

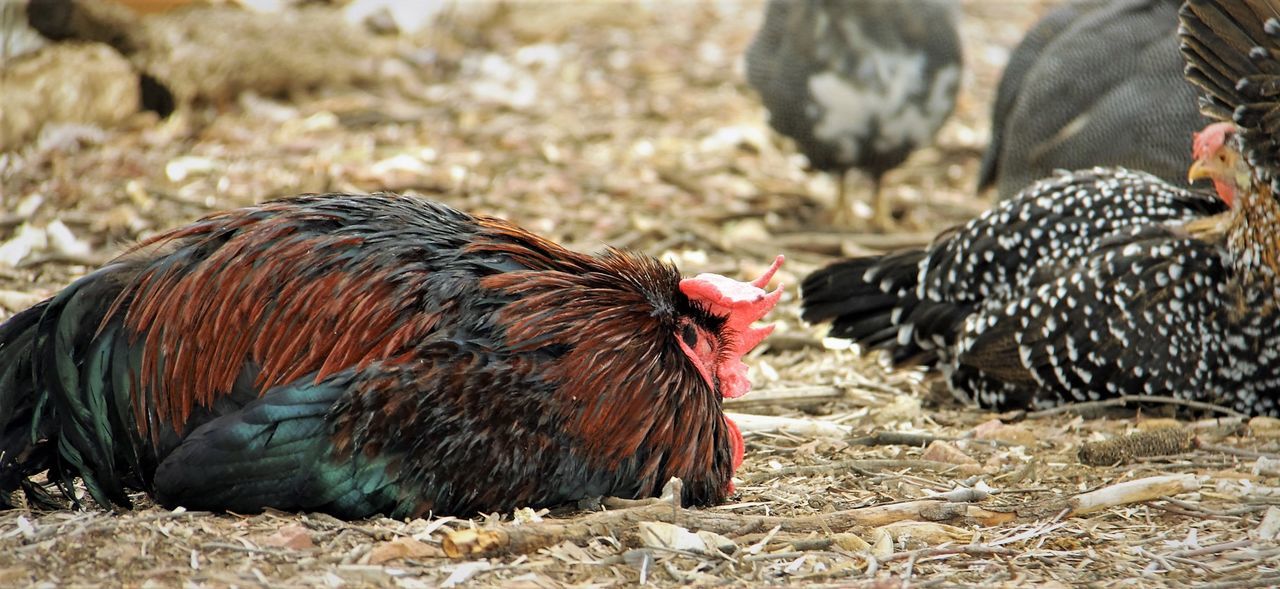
[2,1,1280,587]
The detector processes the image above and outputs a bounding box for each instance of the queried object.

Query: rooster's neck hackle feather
[482,250,732,498]
[1226,168,1280,280]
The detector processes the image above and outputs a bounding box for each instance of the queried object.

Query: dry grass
[3,1,1280,586]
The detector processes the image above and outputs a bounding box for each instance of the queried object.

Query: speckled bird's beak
[1187,159,1214,184]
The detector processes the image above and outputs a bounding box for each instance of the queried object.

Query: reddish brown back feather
[466,216,598,271]
[113,207,431,438]
[109,205,609,439]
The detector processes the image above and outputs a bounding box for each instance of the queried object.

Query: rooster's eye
[681,324,698,347]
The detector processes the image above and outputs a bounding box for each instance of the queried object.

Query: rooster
[0,194,783,518]
[803,0,1280,415]
[745,0,962,229]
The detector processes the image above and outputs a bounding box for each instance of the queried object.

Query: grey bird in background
[746,0,962,229]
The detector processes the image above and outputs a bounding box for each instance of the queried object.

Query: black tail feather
[898,297,975,352]
[801,250,928,360]
[1,262,145,510]
[0,303,55,509]
[802,247,984,369]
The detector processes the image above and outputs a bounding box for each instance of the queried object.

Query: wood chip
[367,537,441,564]
[260,524,314,550]
[972,419,1037,446]
[921,440,979,466]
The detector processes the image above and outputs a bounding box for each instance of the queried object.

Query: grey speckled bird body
[804,158,1280,416]
[951,217,1280,415]
[746,0,961,226]
[801,167,1226,367]
[982,0,1207,201]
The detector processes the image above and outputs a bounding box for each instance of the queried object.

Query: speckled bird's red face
[1189,122,1243,208]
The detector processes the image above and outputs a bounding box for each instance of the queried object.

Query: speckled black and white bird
[979,0,1208,202]
[801,167,1226,367]
[804,0,1280,416]
[745,0,962,228]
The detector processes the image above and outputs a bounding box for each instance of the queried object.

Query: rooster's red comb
[678,255,784,332]
[678,256,784,399]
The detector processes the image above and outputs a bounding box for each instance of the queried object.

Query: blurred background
[0,0,1061,297]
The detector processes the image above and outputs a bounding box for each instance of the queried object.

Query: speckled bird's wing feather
[801,168,1226,369]
[952,227,1252,411]
[921,168,1224,305]
[901,168,1224,359]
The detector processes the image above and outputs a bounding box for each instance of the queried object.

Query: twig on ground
[0,214,27,229]
[881,545,1017,563]
[1023,396,1245,419]
[1162,498,1263,519]
[447,474,1194,559]
[741,550,845,562]
[848,430,1016,448]
[17,252,113,269]
[1149,502,1244,522]
[441,479,1007,558]
[727,412,851,438]
[1018,474,1199,519]
[740,459,984,483]
[24,508,212,544]
[723,386,846,408]
[202,542,298,556]
[1170,539,1254,558]
[848,431,943,447]
[1196,441,1280,460]
[758,333,826,351]
[1195,573,1280,589]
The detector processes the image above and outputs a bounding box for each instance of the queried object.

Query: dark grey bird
[745,0,962,229]
[979,0,1208,201]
